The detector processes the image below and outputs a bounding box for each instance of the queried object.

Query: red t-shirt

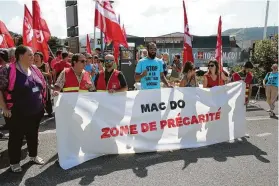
[232,71,253,84]
[50,57,61,69]
[204,73,224,88]
[54,61,72,74]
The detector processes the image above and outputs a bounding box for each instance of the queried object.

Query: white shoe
[30,156,45,165]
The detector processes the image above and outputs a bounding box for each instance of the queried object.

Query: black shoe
[0,124,8,130]
[47,113,53,118]
[0,132,4,139]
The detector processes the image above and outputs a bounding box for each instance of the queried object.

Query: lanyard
[17,62,37,87]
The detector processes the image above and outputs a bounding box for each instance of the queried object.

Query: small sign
[97,39,101,45]
[65,1,77,7]
[67,26,79,37]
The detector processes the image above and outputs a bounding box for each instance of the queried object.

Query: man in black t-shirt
[94,54,128,93]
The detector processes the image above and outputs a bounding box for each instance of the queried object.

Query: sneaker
[266,109,271,112]
[270,111,275,117]
[0,124,8,130]
[30,156,45,165]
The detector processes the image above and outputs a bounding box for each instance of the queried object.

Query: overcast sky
[0,0,278,38]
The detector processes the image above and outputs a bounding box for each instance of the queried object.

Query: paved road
[0,101,277,186]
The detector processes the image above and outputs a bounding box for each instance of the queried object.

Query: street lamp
[263,0,270,39]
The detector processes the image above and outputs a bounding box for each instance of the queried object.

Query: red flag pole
[182,0,194,64]
[215,16,222,85]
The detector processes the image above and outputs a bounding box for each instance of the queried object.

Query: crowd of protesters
[0,42,277,172]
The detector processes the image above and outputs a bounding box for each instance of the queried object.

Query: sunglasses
[208,64,215,67]
[104,59,113,63]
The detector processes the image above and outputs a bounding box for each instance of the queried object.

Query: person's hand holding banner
[108,89,116,94]
[52,91,59,97]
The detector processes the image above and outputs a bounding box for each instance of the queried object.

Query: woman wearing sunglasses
[203,60,227,88]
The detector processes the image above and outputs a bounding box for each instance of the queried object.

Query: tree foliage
[249,34,278,84]
[48,36,60,49]
[253,35,278,72]
[137,45,145,50]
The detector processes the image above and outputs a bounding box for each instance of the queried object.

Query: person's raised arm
[179,76,186,87]
[52,70,65,96]
[134,61,145,82]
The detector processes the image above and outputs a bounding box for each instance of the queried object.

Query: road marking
[40,117,55,125]
[256,133,272,137]
[40,130,56,134]
[246,116,275,121]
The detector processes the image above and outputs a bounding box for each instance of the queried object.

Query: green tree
[253,35,278,73]
[48,36,61,53]
[137,45,145,50]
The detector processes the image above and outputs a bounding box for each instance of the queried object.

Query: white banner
[54,81,246,170]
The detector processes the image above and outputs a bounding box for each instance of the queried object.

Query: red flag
[0,20,15,48]
[215,16,223,74]
[94,0,128,48]
[104,34,112,46]
[113,42,119,65]
[86,34,92,54]
[32,0,51,62]
[122,24,127,40]
[104,12,122,47]
[23,5,34,48]
[114,24,128,65]
[182,0,194,64]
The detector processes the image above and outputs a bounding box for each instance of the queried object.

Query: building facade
[144,32,249,67]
